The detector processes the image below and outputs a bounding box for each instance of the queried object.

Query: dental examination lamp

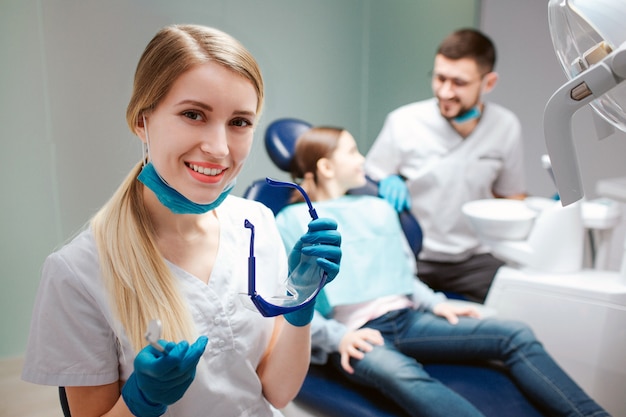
[478,6,626,413]
[544,0,626,206]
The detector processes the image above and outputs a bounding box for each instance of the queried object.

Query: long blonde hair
[92,25,264,352]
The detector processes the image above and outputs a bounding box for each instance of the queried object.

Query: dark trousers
[417,253,504,303]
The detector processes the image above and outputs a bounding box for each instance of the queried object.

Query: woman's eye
[231,118,252,128]
[182,110,203,121]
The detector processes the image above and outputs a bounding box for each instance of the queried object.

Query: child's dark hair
[289,126,345,203]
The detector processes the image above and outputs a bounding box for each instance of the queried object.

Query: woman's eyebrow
[176,99,213,111]
[176,99,255,117]
[233,110,256,117]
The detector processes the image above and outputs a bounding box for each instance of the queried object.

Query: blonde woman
[22,25,340,417]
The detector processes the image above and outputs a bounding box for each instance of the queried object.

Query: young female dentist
[22,24,340,417]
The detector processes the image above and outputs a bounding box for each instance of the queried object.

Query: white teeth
[189,163,223,176]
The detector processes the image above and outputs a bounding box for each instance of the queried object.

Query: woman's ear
[135,114,147,143]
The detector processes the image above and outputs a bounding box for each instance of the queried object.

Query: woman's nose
[200,126,229,157]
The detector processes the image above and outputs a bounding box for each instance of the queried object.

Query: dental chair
[243,118,545,417]
[56,120,545,417]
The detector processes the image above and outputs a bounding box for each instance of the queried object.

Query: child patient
[275,126,608,417]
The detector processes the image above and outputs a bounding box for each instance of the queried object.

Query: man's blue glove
[379,175,411,212]
[121,336,208,417]
[285,218,341,327]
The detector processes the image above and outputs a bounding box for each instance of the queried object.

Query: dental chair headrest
[264,118,312,172]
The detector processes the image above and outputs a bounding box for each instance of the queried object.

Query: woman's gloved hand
[121,336,208,417]
[379,174,411,212]
[285,218,341,327]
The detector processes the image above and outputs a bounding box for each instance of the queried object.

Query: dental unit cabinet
[467,3,626,415]
[464,192,625,416]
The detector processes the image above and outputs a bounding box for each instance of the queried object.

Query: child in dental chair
[275,126,608,417]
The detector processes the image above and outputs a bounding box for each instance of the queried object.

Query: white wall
[363,1,480,149]
[0,1,63,359]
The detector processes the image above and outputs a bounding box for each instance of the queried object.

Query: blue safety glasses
[245,178,327,317]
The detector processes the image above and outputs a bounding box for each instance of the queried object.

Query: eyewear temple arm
[265,177,318,220]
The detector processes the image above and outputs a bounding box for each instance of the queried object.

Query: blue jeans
[329,308,608,417]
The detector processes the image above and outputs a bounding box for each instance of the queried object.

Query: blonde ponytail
[92,162,195,352]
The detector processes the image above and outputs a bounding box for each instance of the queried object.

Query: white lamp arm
[543,42,626,206]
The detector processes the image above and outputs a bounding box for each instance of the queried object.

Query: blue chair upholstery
[265,117,313,172]
[244,118,545,417]
[244,178,294,216]
[299,363,544,417]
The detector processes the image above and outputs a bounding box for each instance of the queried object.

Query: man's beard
[438,99,478,122]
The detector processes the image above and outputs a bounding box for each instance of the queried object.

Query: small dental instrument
[145,319,167,354]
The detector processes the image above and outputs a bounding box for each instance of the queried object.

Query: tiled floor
[0,356,319,417]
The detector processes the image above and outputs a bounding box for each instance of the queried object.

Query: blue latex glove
[379,175,411,212]
[285,218,341,327]
[122,336,208,417]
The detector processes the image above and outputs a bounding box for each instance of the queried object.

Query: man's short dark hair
[437,28,496,73]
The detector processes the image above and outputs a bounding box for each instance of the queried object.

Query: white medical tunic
[22,196,288,417]
[365,98,526,262]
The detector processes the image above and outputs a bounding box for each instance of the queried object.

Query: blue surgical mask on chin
[452,106,481,123]
[137,161,235,214]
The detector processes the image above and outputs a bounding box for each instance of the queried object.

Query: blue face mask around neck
[137,161,234,214]
[452,106,481,123]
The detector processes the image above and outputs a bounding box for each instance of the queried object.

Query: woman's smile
[185,161,227,184]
